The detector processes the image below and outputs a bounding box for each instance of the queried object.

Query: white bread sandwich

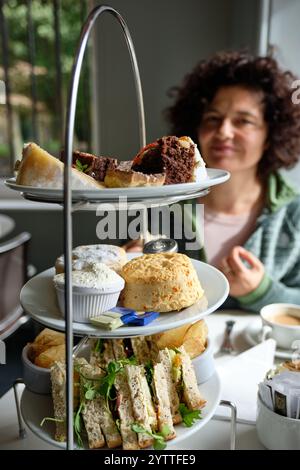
[131,336,151,364]
[125,364,154,448]
[178,346,206,409]
[153,363,176,440]
[111,338,126,361]
[157,349,182,424]
[102,340,115,365]
[114,372,139,450]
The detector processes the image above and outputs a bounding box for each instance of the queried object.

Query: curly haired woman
[166,51,300,312]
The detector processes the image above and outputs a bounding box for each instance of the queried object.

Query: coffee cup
[260,303,300,350]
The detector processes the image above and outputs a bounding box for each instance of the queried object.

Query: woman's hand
[219,246,265,297]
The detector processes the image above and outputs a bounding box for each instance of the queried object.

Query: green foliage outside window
[0,0,91,174]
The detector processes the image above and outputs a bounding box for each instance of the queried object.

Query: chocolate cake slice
[61,150,118,182]
[132,136,206,185]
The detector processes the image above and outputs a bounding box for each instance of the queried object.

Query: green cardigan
[186,172,300,313]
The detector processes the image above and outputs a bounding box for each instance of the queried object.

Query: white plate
[20,370,221,450]
[20,259,229,337]
[243,318,295,360]
[5,169,229,202]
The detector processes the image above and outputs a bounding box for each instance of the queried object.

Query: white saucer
[243,318,295,360]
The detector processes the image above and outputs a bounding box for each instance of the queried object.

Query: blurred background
[1,0,300,397]
[0,0,300,273]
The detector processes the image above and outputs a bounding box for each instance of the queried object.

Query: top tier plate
[5,169,229,203]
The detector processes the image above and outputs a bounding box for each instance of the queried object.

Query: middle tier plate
[20,259,229,337]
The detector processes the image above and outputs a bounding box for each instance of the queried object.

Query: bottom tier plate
[20,371,221,450]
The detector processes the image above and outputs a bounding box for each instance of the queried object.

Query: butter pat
[90,312,123,330]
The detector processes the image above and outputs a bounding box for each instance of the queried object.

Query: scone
[104,161,165,188]
[120,253,204,312]
[55,244,127,274]
[15,143,105,189]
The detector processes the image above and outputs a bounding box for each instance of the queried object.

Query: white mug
[260,303,300,350]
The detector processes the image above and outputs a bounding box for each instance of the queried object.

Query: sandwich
[50,361,67,442]
[130,336,151,364]
[125,364,155,448]
[114,371,139,450]
[49,337,206,449]
[153,363,176,440]
[76,359,121,449]
[177,346,206,409]
[157,349,182,424]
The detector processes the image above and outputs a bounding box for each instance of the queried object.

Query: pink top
[204,207,258,267]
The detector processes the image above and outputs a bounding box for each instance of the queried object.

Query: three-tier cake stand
[8,4,237,451]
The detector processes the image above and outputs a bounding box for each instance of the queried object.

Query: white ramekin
[191,337,215,384]
[54,277,125,324]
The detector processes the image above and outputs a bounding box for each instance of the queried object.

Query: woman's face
[198,86,268,174]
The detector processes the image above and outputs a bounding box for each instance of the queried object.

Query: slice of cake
[15,143,105,189]
[104,161,165,188]
[61,149,118,182]
[131,136,207,185]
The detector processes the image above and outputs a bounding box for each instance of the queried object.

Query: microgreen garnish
[84,381,99,401]
[98,357,136,406]
[73,401,84,448]
[40,417,64,427]
[131,423,170,450]
[75,159,89,173]
[179,403,202,427]
[144,361,154,389]
[115,418,121,432]
[173,347,181,354]
[94,338,104,354]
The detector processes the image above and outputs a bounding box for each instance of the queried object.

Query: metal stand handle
[219,400,237,450]
[13,379,27,440]
[63,4,146,449]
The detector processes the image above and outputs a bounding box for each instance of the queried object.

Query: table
[0,310,266,450]
[0,214,15,239]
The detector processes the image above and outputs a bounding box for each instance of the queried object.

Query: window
[0,0,92,177]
